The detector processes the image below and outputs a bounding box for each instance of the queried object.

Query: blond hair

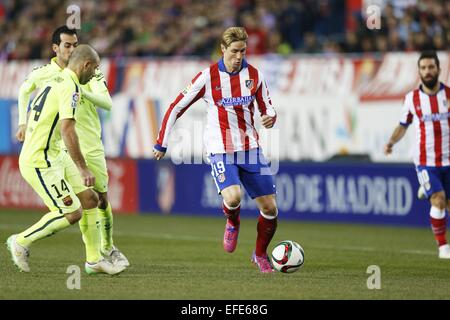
[221,27,248,48]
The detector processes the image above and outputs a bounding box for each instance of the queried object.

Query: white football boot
[102,246,130,267]
[6,234,30,272]
[439,244,450,259]
[85,258,126,275]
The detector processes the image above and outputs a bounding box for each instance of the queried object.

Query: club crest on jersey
[218,173,226,183]
[245,79,254,90]
[62,195,73,206]
[71,92,80,109]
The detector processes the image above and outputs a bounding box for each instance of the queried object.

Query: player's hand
[384,142,393,155]
[261,115,275,129]
[153,149,166,160]
[79,167,96,187]
[15,125,26,142]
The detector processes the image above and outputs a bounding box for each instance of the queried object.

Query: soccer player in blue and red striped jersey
[385,51,450,259]
[153,27,278,273]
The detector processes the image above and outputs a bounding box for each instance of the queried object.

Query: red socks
[431,217,447,246]
[223,202,240,226]
[223,202,278,256]
[255,214,277,256]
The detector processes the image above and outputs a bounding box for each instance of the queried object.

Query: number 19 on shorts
[211,161,225,177]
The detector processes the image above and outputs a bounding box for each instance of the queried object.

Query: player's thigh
[63,152,89,195]
[19,164,81,214]
[85,152,109,193]
[416,166,444,199]
[208,153,241,196]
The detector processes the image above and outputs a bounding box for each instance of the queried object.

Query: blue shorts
[416,166,450,199]
[208,148,276,199]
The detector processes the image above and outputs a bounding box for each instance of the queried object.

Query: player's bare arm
[61,118,95,186]
[384,124,408,155]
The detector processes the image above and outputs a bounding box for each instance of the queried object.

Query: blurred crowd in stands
[0,0,448,60]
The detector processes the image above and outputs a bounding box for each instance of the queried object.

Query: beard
[421,74,439,89]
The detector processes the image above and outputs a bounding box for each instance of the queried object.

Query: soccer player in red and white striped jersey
[385,51,450,258]
[154,27,278,273]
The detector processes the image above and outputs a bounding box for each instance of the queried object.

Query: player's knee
[80,190,99,209]
[433,201,446,211]
[257,195,277,216]
[221,183,242,207]
[221,187,241,208]
[437,202,446,210]
[260,203,277,216]
[65,207,82,224]
[224,195,241,208]
[431,193,446,210]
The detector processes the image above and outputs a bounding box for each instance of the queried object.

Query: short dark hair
[52,25,77,45]
[418,50,440,69]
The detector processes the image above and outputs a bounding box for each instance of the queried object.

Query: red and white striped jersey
[155,59,276,154]
[400,83,450,167]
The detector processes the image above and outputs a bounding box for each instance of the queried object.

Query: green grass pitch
[1,209,449,300]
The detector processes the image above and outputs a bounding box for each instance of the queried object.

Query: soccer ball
[271,240,305,273]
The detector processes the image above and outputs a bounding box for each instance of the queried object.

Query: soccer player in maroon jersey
[153,27,278,273]
[385,51,450,259]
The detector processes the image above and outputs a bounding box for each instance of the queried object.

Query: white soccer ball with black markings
[271,240,304,273]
